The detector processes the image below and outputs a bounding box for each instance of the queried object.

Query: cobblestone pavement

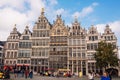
[9,74,120,80]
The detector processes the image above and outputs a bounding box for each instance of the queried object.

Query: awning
[3,65,13,70]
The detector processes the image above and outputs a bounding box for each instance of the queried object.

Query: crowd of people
[0,66,116,80]
[87,71,112,80]
[13,68,33,79]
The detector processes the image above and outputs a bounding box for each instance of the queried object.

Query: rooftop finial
[74,16,78,23]
[41,8,44,15]
[14,24,16,27]
[26,25,29,29]
[42,8,44,12]
[13,24,17,31]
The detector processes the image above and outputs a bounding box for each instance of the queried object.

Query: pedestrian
[25,69,29,79]
[88,72,94,80]
[101,72,110,80]
[109,69,113,80]
[14,69,17,78]
[21,69,24,77]
[79,71,82,77]
[29,70,33,79]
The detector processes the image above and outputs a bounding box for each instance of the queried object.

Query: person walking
[25,69,29,79]
[29,70,33,79]
[88,72,94,80]
[101,72,110,80]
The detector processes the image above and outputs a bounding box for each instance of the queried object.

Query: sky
[0,0,120,57]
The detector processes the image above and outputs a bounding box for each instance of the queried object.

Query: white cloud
[92,2,99,6]
[72,12,80,18]
[0,0,61,41]
[0,7,28,40]
[0,0,46,41]
[96,20,120,47]
[72,2,98,18]
[96,21,120,33]
[48,0,58,5]
[0,0,26,11]
[56,8,64,15]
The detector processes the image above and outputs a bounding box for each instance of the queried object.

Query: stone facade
[18,26,32,69]
[86,25,101,74]
[49,15,68,71]
[4,25,21,67]
[31,9,51,72]
[68,19,87,75]
[4,9,118,75]
[0,41,5,69]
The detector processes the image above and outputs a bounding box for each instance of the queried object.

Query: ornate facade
[86,25,101,73]
[4,9,118,75]
[31,9,51,72]
[49,15,68,70]
[68,19,87,75]
[18,26,32,69]
[4,25,21,67]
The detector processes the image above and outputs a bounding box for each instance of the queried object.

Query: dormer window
[111,36,113,40]
[91,31,94,34]
[23,36,29,40]
[107,31,109,34]
[13,36,15,39]
[81,32,83,35]
[73,26,74,29]
[25,31,28,34]
[76,26,77,29]
[57,29,60,33]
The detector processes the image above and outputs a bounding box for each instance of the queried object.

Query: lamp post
[38,62,41,73]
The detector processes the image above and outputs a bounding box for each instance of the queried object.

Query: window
[91,44,94,50]
[108,36,110,40]
[78,53,81,57]
[24,60,27,63]
[10,61,12,64]
[111,36,113,40]
[87,44,90,50]
[92,36,94,41]
[14,61,16,64]
[23,36,29,40]
[7,52,10,58]
[73,53,76,57]
[14,52,17,58]
[18,60,20,63]
[15,43,18,49]
[0,53,2,57]
[12,43,14,49]
[11,52,13,58]
[6,61,9,64]
[53,48,56,51]
[82,53,85,58]
[95,36,98,40]
[89,36,91,40]
[8,43,11,49]
[91,31,94,34]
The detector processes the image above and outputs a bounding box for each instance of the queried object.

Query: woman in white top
[88,72,94,80]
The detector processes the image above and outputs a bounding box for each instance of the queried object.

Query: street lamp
[38,62,41,73]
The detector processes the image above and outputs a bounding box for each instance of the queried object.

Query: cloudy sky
[0,0,120,49]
